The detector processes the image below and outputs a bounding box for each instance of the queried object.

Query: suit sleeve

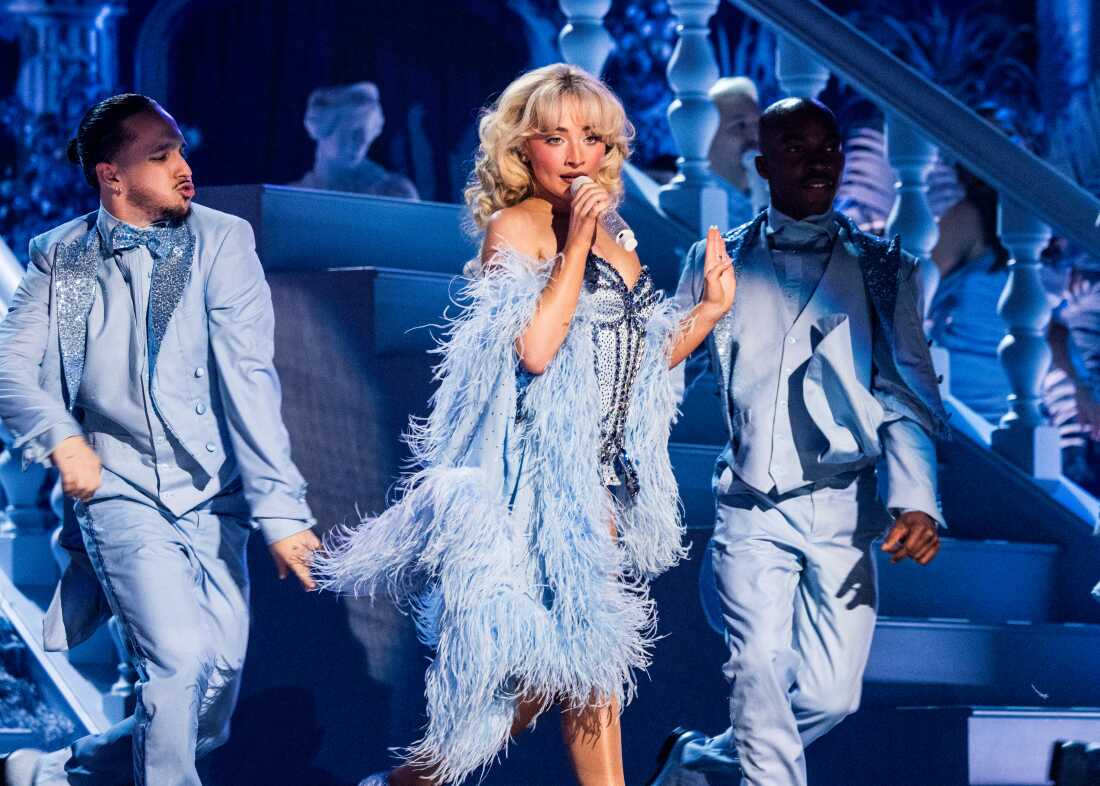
[205,219,315,543]
[872,255,944,526]
[671,239,714,400]
[0,236,82,467]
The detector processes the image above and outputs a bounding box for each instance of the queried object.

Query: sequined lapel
[54,222,103,409]
[710,212,768,407]
[146,224,195,373]
[836,213,900,337]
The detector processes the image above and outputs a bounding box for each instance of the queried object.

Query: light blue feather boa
[314,247,686,783]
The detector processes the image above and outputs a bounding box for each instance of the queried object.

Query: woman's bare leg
[560,697,626,786]
[387,696,546,786]
[394,513,624,786]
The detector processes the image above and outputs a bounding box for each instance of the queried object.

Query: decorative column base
[658,180,728,237]
[0,523,57,586]
[0,443,58,586]
[991,423,1062,479]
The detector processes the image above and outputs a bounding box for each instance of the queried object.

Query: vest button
[205,442,216,452]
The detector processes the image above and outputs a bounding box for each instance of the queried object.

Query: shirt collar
[95,205,124,247]
[765,205,839,241]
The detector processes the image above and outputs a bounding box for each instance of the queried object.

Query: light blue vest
[718,222,882,494]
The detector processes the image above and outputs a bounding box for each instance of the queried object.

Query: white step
[867,618,1100,706]
[810,706,1100,786]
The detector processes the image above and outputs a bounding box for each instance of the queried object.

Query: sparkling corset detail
[585,255,660,495]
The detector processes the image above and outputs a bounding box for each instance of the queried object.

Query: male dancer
[650,98,948,785]
[0,94,319,786]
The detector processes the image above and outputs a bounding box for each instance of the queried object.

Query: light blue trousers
[685,472,886,786]
[37,497,251,786]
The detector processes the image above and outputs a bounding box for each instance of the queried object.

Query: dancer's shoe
[644,728,706,786]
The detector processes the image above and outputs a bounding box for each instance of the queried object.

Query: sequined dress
[584,254,661,495]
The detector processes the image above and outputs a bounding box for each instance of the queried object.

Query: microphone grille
[569,175,593,194]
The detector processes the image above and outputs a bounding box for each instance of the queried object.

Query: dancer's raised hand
[699,225,736,320]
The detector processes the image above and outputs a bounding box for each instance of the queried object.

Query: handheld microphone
[569,175,638,252]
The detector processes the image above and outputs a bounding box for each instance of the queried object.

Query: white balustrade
[775,36,829,99]
[885,116,941,309]
[992,198,1060,478]
[658,0,727,235]
[558,0,613,78]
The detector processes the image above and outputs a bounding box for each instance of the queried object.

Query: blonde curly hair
[465,63,634,230]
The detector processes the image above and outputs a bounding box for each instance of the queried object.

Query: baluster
[105,617,137,719]
[659,0,727,235]
[775,36,830,99]
[992,197,1060,478]
[4,1,126,115]
[0,444,59,586]
[558,0,613,78]
[885,116,940,310]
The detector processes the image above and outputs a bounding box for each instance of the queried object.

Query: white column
[775,36,830,99]
[5,1,126,116]
[558,0,613,77]
[885,116,940,309]
[992,197,1060,478]
[658,0,727,235]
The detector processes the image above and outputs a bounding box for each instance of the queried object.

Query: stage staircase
[191,182,1100,786]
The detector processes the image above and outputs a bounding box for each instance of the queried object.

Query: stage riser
[808,707,1100,786]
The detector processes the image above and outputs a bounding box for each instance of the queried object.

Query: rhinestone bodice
[585,254,660,494]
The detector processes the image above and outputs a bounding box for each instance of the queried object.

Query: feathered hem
[314,466,656,784]
[314,246,684,784]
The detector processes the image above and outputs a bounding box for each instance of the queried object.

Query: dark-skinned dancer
[648,98,949,786]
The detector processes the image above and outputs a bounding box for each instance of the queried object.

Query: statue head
[709,77,761,165]
[304,82,385,167]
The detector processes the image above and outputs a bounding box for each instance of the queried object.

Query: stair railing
[555,0,1100,482]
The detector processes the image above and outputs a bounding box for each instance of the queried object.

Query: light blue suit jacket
[0,203,313,541]
[675,210,947,522]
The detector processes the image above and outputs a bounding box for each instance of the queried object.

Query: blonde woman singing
[315,63,735,786]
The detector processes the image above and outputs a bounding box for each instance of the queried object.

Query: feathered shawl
[314,247,685,783]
